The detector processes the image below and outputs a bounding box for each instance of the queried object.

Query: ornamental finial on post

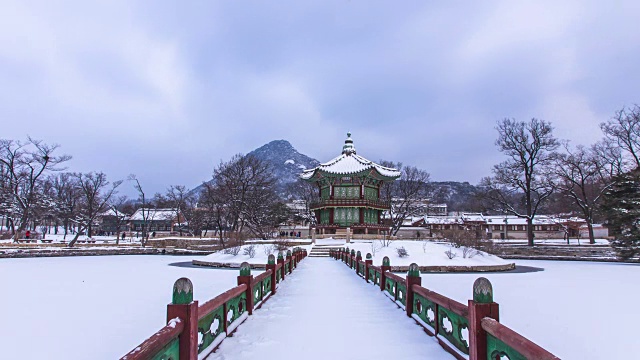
[240,262,251,276]
[366,253,372,260]
[382,256,390,266]
[473,277,493,303]
[268,254,275,265]
[172,277,193,305]
[408,263,420,277]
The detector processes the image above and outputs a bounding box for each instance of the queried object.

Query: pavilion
[300,132,401,236]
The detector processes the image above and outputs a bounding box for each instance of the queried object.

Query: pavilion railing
[309,198,390,209]
[329,248,559,360]
[121,248,307,360]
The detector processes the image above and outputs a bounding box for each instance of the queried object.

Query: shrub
[445,248,457,259]
[243,245,256,258]
[223,245,241,256]
[396,246,409,258]
[263,244,274,256]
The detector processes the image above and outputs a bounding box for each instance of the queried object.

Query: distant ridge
[190,140,479,210]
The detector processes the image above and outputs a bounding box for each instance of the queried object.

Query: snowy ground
[493,238,610,245]
[0,256,638,359]
[344,240,511,267]
[198,243,313,266]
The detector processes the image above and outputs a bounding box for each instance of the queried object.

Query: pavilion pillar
[329,208,334,225]
[359,208,364,225]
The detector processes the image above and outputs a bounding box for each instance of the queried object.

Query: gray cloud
[1,0,639,195]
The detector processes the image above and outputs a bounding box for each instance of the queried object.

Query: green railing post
[167,277,198,360]
[237,262,254,315]
[406,263,421,317]
[266,254,277,295]
[350,249,355,268]
[380,256,390,291]
[355,251,362,274]
[365,253,373,283]
[469,277,500,360]
[286,250,293,274]
[277,251,285,281]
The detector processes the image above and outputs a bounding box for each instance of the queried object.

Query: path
[208,257,452,360]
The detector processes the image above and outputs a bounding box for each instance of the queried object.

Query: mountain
[248,140,320,190]
[190,140,320,196]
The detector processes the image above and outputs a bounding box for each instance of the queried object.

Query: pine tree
[602,169,640,259]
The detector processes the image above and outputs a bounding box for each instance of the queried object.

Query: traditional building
[300,133,401,235]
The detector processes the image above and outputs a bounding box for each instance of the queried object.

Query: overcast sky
[2,1,640,195]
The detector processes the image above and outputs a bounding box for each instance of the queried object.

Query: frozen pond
[0,256,638,359]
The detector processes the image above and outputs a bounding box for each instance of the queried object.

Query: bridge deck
[208,257,451,360]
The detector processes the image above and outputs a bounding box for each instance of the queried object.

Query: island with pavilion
[300,132,401,238]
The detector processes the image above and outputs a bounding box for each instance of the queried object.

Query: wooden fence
[330,248,560,360]
[121,247,308,360]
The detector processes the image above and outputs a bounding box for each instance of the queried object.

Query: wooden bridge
[121,247,559,360]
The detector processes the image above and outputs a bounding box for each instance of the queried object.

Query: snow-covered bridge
[122,248,558,360]
[207,257,451,360]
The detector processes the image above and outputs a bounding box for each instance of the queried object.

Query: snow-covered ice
[208,257,451,360]
[1,256,638,359]
[0,255,239,360]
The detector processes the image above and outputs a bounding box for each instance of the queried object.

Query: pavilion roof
[300,132,401,180]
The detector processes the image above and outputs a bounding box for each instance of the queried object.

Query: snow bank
[199,243,313,266]
[342,240,511,267]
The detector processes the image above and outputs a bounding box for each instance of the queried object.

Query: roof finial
[342,131,356,155]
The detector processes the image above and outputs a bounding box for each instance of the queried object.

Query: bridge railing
[329,248,559,360]
[121,248,307,360]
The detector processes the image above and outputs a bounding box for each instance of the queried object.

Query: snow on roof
[129,208,177,221]
[300,133,401,180]
[98,208,127,218]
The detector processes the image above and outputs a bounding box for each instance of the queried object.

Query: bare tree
[379,162,431,242]
[482,118,560,246]
[600,105,640,169]
[109,195,130,245]
[47,172,81,239]
[0,137,71,240]
[553,143,622,244]
[198,181,229,247]
[213,154,275,240]
[68,172,122,247]
[165,185,192,236]
[128,174,155,246]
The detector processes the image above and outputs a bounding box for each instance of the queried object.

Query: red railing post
[469,277,500,360]
[365,253,373,283]
[380,256,390,291]
[166,278,198,360]
[286,250,293,274]
[355,251,362,274]
[350,249,355,268]
[405,263,421,317]
[237,262,254,315]
[266,254,277,295]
